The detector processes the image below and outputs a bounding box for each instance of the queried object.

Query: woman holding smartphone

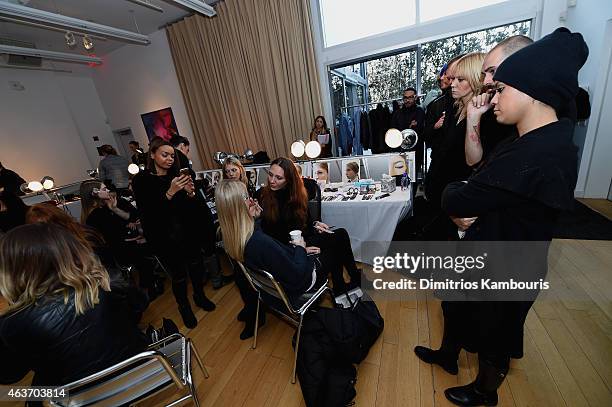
[132,137,215,328]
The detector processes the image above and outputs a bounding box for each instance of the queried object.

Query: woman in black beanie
[414,28,588,406]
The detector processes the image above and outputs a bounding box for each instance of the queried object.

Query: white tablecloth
[320,187,412,264]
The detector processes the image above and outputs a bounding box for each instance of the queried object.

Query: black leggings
[308,227,359,293]
[155,246,206,307]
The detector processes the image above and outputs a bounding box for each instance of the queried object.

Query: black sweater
[442,119,578,242]
[244,224,314,301]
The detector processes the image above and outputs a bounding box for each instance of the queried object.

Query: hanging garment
[338,113,354,156]
[360,111,372,150]
[351,107,363,155]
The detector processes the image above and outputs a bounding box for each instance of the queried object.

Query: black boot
[444,357,508,406]
[189,265,216,311]
[237,307,249,322]
[179,304,198,329]
[414,315,460,375]
[193,292,216,311]
[240,311,266,340]
[172,279,198,328]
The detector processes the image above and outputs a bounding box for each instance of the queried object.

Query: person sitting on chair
[216,179,327,339]
[0,223,148,388]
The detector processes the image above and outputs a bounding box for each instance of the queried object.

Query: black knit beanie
[494,27,589,111]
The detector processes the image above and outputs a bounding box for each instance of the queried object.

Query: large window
[328,20,531,129]
[320,0,510,47]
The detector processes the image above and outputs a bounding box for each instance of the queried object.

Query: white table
[320,186,412,264]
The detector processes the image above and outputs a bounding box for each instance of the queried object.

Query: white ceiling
[0,0,215,56]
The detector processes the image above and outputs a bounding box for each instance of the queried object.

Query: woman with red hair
[255,157,361,294]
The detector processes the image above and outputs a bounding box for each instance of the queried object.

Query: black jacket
[423,91,450,152]
[243,225,314,301]
[0,290,147,387]
[425,105,474,207]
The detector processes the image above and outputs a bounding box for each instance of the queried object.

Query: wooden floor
[142,249,612,405]
[5,199,612,406]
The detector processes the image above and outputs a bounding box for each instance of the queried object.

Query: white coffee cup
[289,230,302,243]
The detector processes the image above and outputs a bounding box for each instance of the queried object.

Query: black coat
[423,91,450,152]
[0,290,147,387]
[425,105,474,208]
[440,119,578,358]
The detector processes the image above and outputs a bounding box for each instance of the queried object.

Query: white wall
[91,29,204,171]
[560,1,612,198]
[0,66,112,186]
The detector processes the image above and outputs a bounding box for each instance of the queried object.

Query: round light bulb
[28,181,44,192]
[305,141,322,159]
[385,128,402,148]
[128,163,140,175]
[83,35,94,51]
[290,140,306,158]
[41,176,55,190]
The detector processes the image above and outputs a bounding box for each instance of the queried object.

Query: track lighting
[82,35,94,51]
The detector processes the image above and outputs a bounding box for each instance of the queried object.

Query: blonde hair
[215,180,254,262]
[0,223,110,316]
[453,52,486,120]
[222,157,248,185]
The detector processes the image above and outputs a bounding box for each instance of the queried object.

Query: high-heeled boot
[414,315,460,375]
[172,279,197,329]
[189,266,216,311]
[444,357,508,406]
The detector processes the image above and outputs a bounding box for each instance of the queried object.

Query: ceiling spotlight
[290,140,306,158]
[64,31,76,48]
[128,163,140,175]
[27,181,44,193]
[305,141,322,159]
[83,35,94,50]
[385,128,402,149]
[41,176,55,190]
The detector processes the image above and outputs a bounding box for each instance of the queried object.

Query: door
[113,128,134,159]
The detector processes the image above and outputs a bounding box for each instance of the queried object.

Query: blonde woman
[216,179,325,339]
[222,156,256,196]
[0,223,147,387]
[425,52,485,229]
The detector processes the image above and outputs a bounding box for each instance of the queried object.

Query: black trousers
[155,244,206,307]
[308,227,359,294]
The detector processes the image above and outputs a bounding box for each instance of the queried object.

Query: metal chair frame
[236,261,333,384]
[49,333,209,407]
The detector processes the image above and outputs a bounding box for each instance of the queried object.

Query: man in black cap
[414,28,588,406]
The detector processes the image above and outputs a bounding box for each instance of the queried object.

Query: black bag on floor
[316,293,384,364]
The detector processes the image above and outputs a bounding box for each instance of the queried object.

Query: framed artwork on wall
[141,107,179,141]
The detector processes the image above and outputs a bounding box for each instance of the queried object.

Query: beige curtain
[166,0,323,169]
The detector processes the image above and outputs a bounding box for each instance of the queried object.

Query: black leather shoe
[414,346,458,375]
[193,293,216,311]
[444,383,498,406]
[179,305,198,329]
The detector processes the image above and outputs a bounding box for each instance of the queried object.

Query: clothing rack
[341,98,401,111]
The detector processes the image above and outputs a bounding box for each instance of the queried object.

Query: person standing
[415,28,587,406]
[132,138,215,328]
[98,145,130,192]
[310,116,332,158]
[390,87,426,169]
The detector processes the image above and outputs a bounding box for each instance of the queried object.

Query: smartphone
[179,168,191,177]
